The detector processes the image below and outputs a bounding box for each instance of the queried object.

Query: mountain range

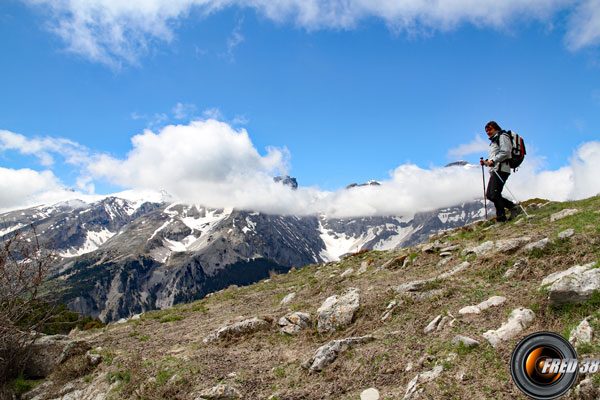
[0,186,486,322]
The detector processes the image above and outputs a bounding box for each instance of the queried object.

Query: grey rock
[203,317,270,343]
[524,238,549,252]
[279,292,296,307]
[558,229,575,240]
[459,296,506,315]
[572,378,599,399]
[195,383,242,399]
[424,315,442,334]
[403,365,443,400]
[25,334,91,378]
[483,308,535,348]
[452,335,480,348]
[495,237,531,253]
[463,241,494,257]
[317,288,360,334]
[570,318,593,345]
[541,263,596,287]
[304,335,375,371]
[550,208,579,222]
[278,312,311,335]
[547,264,600,305]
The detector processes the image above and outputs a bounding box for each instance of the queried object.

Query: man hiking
[481,121,521,222]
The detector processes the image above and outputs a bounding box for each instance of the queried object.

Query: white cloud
[22,0,600,67]
[0,129,89,166]
[172,102,197,120]
[447,134,489,160]
[2,122,600,216]
[0,167,98,212]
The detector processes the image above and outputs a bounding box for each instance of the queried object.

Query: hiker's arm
[492,134,512,164]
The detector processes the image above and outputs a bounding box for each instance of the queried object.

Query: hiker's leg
[486,172,507,221]
[498,172,515,210]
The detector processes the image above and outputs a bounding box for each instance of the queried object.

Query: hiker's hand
[486,160,494,167]
[480,159,484,166]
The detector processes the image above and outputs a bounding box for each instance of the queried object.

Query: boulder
[203,317,270,343]
[495,237,530,253]
[558,228,575,240]
[459,296,506,315]
[25,334,91,378]
[547,265,600,306]
[195,383,242,400]
[317,288,360,334]
[278,312,311,335]
[540,263,596,287]
[279,292,296,307]
[403,365,443,400]
[463,241,494,257]
[550,208,579,222]
[570,318,593,346]
[524,238,549,252]
[302,335,374,371]
[483,308,535,349]
[424,315,442,334]
[452,335,480,348]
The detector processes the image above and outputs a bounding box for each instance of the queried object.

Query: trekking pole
[480,157,488,219]
[492,169,530,218]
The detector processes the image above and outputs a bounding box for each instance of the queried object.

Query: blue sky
[1,0,600,215]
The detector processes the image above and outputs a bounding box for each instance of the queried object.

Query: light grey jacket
[488,131,512,173]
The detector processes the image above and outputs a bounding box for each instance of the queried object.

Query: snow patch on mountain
[59,228,116,257]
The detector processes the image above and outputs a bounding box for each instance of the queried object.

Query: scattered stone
[85,351,103,367]
[381,300,400,322]
[459,296,506,315]
[381,254,408,269]
[279,292,296,307]
[437,316,453,331]
[360,388,380,400]
[452,335,480,348]
[424,315,442,334]
[570,318,593,346]
[438,261,470,279]
[524,238,549,252]
[278,312,311,335]
[317,288,360,334]
[483,308,535,349]
[437,257,451,267]
[440,244,460,253]
[439,251,452,257]
[21,381,53,400]
[550,208,579,222]
[504,259,527,278]
[357,262,369,275]
[572,378,599,399]
[403,365,443,400]
[302,335,375,371]
[203,317,271,343]
[547,263,600,305]
[340,268,354,277]
[541,263,596,287]
[495,237,531,253]
[25,334,91,378]
[463,241,495,257]
[558,228,575,240]
[195,383,242,400]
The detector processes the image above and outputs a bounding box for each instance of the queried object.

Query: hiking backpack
[501,130,526,170]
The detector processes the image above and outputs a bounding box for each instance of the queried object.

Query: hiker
[481,121,521,222]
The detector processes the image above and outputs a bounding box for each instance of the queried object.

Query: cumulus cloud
[447,135,489,160]
[0,129,89,166]
[0,167,97,212]
[22,0,599,67]
[2,121,600,216]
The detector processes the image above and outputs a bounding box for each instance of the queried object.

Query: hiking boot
[508,205,521,221]
[496,215,507,223]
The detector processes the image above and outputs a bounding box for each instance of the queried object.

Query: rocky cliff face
[1,197,486,322]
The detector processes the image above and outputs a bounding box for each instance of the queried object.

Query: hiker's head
[485,121,502,137]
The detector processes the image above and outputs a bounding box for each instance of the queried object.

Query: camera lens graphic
[511,332,579,400]
[524,346,562,385]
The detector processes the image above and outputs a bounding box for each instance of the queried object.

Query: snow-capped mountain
[0,194,485,322]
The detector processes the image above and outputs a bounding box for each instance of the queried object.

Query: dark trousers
[486,170,515,221]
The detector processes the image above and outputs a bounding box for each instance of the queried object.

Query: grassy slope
[40,196,600,399]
